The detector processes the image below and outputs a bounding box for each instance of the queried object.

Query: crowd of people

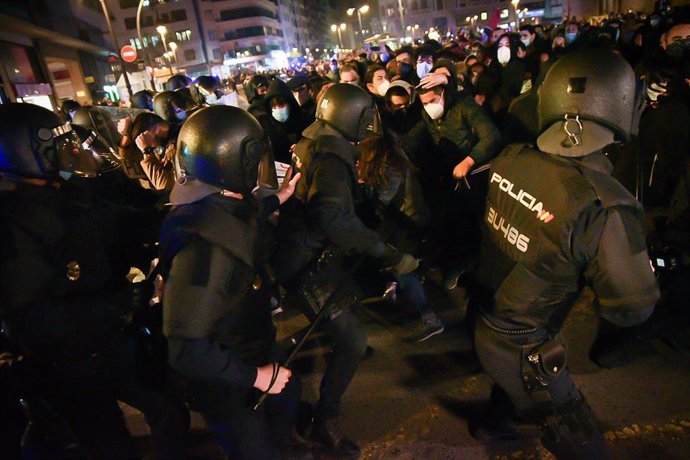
[1,5,689,460]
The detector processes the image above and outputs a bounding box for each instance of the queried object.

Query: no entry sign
[120,45,137,63]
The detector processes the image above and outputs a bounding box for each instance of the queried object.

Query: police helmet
[131,90,155,110]
[176,105,277,194]
[190,75,221,105]
[0,103,98,180]
[537,48,642,157]
[60,99,81,120]
[315,83,382,142]
[166,74,192,91]
[72,106,122,148]
[153,90,191,123]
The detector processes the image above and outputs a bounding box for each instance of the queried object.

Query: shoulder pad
[582,168,642,211]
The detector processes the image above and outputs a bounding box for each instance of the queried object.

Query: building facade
[109,0,207,84]
[0,0,113,109]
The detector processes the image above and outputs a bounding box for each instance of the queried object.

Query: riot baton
[253,255,366,411]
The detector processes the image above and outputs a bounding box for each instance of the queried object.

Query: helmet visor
[49,123,99,178]
[256,140,278,190]
[80,130,122,175]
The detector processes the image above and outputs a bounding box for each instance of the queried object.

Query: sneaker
[406,323,445,343]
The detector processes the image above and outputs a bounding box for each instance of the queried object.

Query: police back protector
[476,145,642,331]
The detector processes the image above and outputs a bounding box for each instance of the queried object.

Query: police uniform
[471,49,660,459]
[474,144,659,458]
[273,84,418,456]
[159,105,301,460]
[1,102,192,459]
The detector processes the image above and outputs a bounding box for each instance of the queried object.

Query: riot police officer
[471,49,660,459]
[160,105,307,459]
[274,84,419,457]
[0,103,189,458]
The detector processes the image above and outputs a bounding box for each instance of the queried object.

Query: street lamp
[330,23,346,48]
[156,25,169,53]
[511,0,520,27]
[98,0,133,98]
[348,5,369,37]
[168,41,178,63]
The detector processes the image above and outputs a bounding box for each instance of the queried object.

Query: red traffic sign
[120,45,137,63]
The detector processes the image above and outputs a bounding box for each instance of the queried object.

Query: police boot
[311,417,360,459]
[540,398,613,460]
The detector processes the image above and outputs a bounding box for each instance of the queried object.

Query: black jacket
[475,145,659,333]
[274,121,387,282]
[0,184,133,354]
[160,194,274,388]
[258,80,310,163]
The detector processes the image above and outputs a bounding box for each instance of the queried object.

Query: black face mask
[399,62,412,76]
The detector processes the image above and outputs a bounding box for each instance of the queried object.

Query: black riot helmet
[72,106,122,149]
[0,103,98,180]
[131,90,155,110]
[315,83,382,143]
[166,74,192,91]
[153,90,191,123]
[60,99,81,121]
[190,75,221,105]
[71,124,121,176]
[246,74,270,102]
[537,48,643,157]
[176,105,277,194]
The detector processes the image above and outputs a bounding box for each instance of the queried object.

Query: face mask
[497,46,511,65]
[424,101,444,120]
[272,106,290,123]
[565,32,578,44]
[399,62,412,76]
[520,37,532,48]
[666,39,690,60]
[417,61,432,79]
[205,93,218,105]
[650,18,660,27]
[175,110,187,122]
[376,80,391,97]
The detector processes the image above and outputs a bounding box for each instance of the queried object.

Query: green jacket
[421,94,502,166]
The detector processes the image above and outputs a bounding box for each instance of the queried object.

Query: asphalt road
[124,280,690,459]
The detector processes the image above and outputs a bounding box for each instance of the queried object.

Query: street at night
[119,283,690,458]
[2,0,690,459]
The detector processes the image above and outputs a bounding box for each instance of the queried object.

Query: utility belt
[481,313,566,407]
[285,248,360,322]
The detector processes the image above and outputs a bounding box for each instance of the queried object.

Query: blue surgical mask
[205,93,218,105]
[565,32,578,44]
[272,106,290,123]
[417,61,432,79]
[175,110,187,121]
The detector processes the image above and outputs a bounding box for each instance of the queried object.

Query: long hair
[357,131,411,188]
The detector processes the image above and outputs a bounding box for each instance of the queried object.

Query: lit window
[500,9,509,18]
[480,11,488,20]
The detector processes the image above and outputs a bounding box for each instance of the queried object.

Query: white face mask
[424,101,444,120]
[417,61,432,79]
[497,46,511,65]
[520,38,532,48]
[376,80,391,97]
